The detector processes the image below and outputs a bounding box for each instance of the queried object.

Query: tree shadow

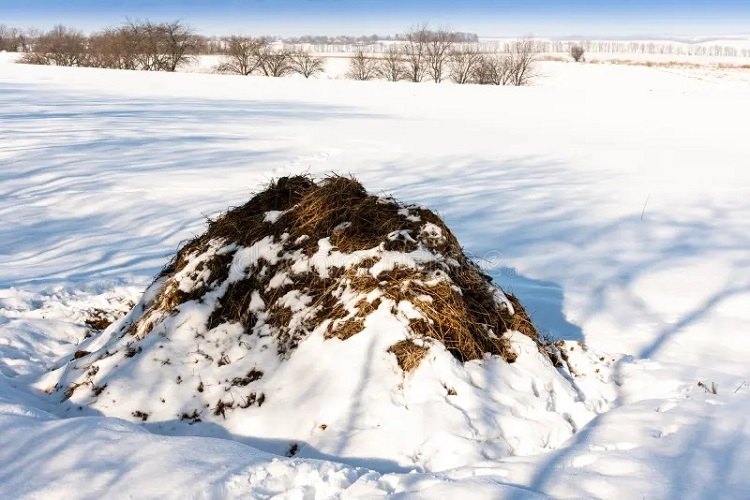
[362,158,750,497]
[3,77,749,495]
[0,82,387,289]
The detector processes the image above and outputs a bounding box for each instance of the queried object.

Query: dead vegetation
[346,49,380,81]
[82,300,135,339]
[389,340,430,372]
[717,63,750,70]
[124,175,544,373]
[62,364,101,400]
[588,58,704,69]
[83,309,112,330]
[698,381,718,395]
[231,369,264,387]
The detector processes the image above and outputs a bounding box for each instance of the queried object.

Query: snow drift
[44,175,613,471]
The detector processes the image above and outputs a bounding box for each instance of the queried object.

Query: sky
[1,1,750,38]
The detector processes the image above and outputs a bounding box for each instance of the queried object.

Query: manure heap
[48,175,615,471]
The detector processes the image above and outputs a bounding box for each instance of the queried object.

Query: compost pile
[47,175,609,471]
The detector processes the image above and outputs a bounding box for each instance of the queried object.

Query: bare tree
[448,47,482,84]
[288,49,325,78]
[498,56,515,85]
[403,23,429,82]
[125,20,163,70]
[426,28,455,83]
[122,20,196,72]
[570,44,585,62]
[216,36,266,75]
[87,29,119,68]
[506,39,538,86]
[257,46,292,77]
[345,49,379,81]
[377,45,406,81]
[473,54,498,85]
[159,21,198,72]
[113,26,140,69]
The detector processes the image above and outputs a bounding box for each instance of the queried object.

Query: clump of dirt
[124,174,541,371]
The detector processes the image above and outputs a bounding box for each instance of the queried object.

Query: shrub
[425,28,455,83]
[18,52,50,65]
[472,54,512,85]
[257,47,293,77]
[403,24,429,82]
[506,39,538,86]
[570,44,585,62]
[33,25,87,67]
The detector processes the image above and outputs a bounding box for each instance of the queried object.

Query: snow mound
[43,175,614,471]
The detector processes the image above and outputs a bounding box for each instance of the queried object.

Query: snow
[1,55,750,498]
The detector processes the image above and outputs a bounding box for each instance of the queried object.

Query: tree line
[4,21,540,85]
[212,25,539,85]
[10,22,200,71]
[281,31,479,45]
[344,26,538,86]
[0,24,33,52]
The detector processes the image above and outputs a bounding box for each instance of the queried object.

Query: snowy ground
[1,56,749,498]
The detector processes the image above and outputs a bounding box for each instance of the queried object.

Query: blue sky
[1,1,749,37]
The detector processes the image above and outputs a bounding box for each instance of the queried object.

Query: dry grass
[587,58,695,69]
[328,317,365,341]
[717,63,750,70]
[537,55,569,62]
[128,175,543,371]
[340,263,526,364]
[586,59,750,73]
[389,340,430,372]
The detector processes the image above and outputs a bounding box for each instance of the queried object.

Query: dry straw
[128,175,544,371]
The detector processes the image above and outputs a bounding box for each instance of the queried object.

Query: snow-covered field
[1,56,749,499]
